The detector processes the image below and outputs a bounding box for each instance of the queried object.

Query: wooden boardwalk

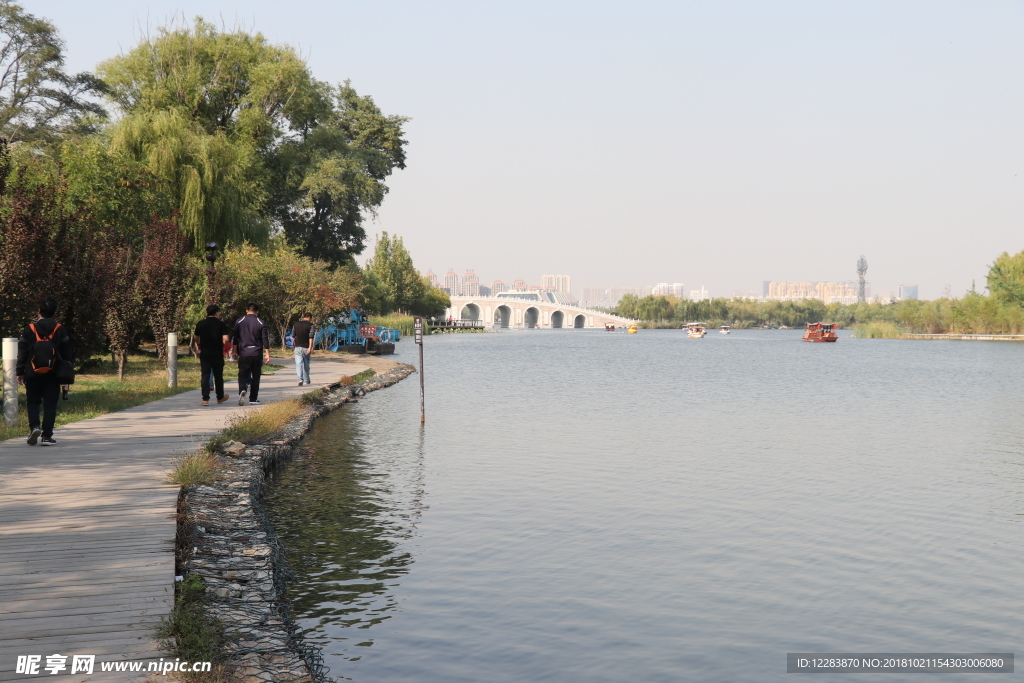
[0,355,372,682]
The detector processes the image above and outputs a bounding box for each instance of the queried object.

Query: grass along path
[0,351,284,441]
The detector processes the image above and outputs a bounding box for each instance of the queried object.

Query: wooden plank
[0,593,170,616]
[0,358,368,669]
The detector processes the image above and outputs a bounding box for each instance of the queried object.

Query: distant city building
[898,284,919,300]
[541,274,572,295]
[730,290,744,299]
[652,282,686,298]
[763,281,865,305]
[578,286,651,309]
[690,286,710,302]
[462,269,480,297]
[424,269,438,286]
[511,279,527,291]
[873,291,898,303]
[491,280,507,294]
[443,269,459,296]
[608,286,651,302]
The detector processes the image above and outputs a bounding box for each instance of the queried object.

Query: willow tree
[108,110,266,245]
[97,19,407,260]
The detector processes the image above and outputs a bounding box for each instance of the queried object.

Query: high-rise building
[511,279,527,291]
[762,281,865,304]
[690,286,710,302]
[652,283,686,298]
[581,287,606,306]
[424,269,438,286]
[491,280,507,294]
[541,274,572,295]
[443,269,459,296]
[578,286,653,308]
[898,284,919,300]
[608,286,652,304]
[462,269,480,297]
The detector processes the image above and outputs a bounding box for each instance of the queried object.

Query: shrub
[221,399,301,443]
[168,450,220,486]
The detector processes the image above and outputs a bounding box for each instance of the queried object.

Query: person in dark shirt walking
[291,312,314,386]
[16,297,72,446]
[232,303,271,406]
[191,304,230,406]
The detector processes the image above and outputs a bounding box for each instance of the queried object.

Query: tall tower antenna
[857,255,868,303]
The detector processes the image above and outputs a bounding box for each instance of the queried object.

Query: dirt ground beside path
[282,351,405,380]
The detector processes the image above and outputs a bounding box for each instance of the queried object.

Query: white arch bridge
[445,296,637,329]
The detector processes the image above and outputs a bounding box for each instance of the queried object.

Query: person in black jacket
[16,297,72,446]
[191,304,230,406]
[231,303,271,406]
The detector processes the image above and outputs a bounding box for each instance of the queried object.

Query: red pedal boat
[802,322,838,342]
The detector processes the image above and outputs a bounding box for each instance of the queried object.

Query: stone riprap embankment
[179,364,415,682]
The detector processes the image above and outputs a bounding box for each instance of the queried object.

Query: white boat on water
[720,325,730,335]
[686,322,707,338]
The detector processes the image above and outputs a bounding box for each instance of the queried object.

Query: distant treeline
[613,251,1024,335]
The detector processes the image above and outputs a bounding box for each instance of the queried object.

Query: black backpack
[28,322,62,376]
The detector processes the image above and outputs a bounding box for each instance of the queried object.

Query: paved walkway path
[0,355,374,682]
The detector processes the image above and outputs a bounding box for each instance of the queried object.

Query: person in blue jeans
[291,312,314,385]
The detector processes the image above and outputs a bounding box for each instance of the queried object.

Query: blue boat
[286,308,400,355]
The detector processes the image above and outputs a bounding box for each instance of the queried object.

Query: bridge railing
[432,319,484,329]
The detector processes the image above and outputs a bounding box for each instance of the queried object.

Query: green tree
[365,232,425,314]
[0,0,106,145]
[635,295,673,321]
[99,20,407,261]
[216,240,361,345]
[274,83,408,267]
[615,293,639,318]
[410,281,451,317]
[108,109,267,246]
[987,250,1024,309]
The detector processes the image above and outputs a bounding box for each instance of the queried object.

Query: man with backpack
[231,303,271,406]
[16,297,72,446]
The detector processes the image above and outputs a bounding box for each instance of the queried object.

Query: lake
[265,330,1024,682]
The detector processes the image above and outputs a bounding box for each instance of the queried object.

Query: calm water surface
[265,330,1024,682]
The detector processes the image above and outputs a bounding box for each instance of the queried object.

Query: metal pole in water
[414,317,425,425]
[3,337,18,427]
[167,332,178,389]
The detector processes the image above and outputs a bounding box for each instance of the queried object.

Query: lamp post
[205,241,218,306]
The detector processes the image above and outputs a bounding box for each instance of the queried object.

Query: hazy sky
[41,1,1024,298]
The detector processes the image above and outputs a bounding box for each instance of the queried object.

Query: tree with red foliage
[0,149,106,359]
[95,231,141,380]
[137,213,197,364]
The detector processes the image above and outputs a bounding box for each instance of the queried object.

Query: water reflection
[265,406,426,657]
[263,332,1024,683]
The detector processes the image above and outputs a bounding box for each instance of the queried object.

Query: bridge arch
[494,305,512,328]
[444,295,634,330]
[551,311,565,328]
